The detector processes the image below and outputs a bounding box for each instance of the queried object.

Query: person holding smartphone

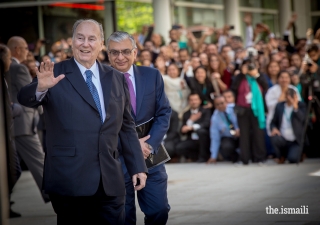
[270,88,306,163]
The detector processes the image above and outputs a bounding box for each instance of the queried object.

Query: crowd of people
[1,12,320,221]
[4,13,320,165]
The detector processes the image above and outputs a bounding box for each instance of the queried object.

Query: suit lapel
[64,58,98,112]
[133,65,146,116]
[98,62,113,121]
[279,102,285,126]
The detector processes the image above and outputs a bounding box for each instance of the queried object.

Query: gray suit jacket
[8,59,39,136]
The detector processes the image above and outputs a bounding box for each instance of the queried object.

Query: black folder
[136,118,171,169]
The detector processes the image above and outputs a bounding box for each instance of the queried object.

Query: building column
[104,0,116,45]
[293,0,309,38]
[152,0,172,44]
[278,0,292,40]
[223,0,241,36]
[37,5,45,56]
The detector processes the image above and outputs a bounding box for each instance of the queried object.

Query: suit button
[97,114,100,118]
[29,97,34,101]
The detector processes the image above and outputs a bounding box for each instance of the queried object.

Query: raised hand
[36,60,65,92]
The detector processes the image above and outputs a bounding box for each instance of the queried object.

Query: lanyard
[219,112,231,127]
[202,84,207,95]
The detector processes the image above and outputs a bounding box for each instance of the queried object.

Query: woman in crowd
[231,61,269,164]
[154,56,167,75]
[163,63,190,117]
[207,54,231,92]
[265,61,281,88]
[265,70,301,136]
[187,66,215,110]
[279,57,290,71]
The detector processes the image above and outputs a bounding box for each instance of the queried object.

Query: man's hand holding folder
[139,135,151,159]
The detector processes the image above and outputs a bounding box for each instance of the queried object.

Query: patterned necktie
[85,70,103,124]
[124,73,136,115]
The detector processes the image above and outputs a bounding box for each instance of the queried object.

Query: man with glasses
[106,31,171,225]
[207,95,240,164]
[6,36,50,206]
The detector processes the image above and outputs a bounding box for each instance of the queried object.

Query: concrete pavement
[8,158,320,225]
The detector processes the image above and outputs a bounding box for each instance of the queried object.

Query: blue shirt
[209,105,239,159]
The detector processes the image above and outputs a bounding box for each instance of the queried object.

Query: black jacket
[180,107,211,140]
[270,101,306,145]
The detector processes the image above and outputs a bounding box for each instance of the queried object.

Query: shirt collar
[125,65,134,77]
[191,108,199,114]
[74,58,99,78]
[11,57,19,64]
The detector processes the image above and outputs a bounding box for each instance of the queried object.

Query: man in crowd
[0,43,22,218]
[223,89,236,107]
[176,93,211,162]
[18,19,147,225]
[207,95,240,164]
[6,36,50,203]
[106,31,171,225]
[270,88,306,163]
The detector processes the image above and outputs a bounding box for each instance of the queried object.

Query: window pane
[239,0,277,9]
[174,6,224,28]
[174,0,222,4]
[240,12,279,42]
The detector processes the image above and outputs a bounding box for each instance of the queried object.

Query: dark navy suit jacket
[17,58,147,197]
[120,65,171,171]
[270,101,306,145]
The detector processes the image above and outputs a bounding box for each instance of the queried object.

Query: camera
[246,47,257,71]
[303,54,313,67]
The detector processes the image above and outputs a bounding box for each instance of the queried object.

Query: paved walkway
[9,159,320,225]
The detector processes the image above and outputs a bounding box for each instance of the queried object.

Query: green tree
[116,0,154,34]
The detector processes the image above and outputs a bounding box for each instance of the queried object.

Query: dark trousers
[237,107,266,164]
[49,181,125,225]
[164,140,177,158]
[270,135,302,163]
[219,137,239,162]
[175,129,210,161]
[124,164,170,225]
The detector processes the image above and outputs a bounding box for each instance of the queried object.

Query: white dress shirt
[280,104,296,142]
[74,59,106,121]
[124,65,136,95]
[36,59,106,122]
[11,57,20,64]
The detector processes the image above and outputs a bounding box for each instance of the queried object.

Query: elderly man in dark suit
[270,88,306,163]
[18,19,147,225]
[107,31,171,225]
[6,36,49,203]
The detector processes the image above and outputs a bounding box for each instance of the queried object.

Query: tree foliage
[116,0,154,34]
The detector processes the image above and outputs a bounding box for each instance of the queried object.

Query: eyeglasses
[108,48,135,57]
